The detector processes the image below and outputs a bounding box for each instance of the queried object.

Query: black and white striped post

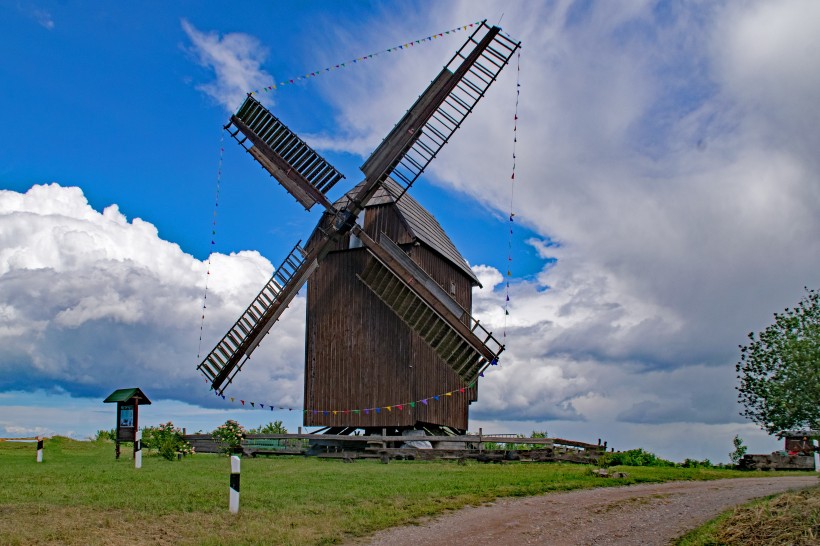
[229,455,240,513]
[36,437,43,463]
[134,430,142,469]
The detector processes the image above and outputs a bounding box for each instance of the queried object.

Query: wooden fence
[183,432,606,464]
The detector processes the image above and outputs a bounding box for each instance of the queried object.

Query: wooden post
[229,456,240,513]
[36,437,43,463]
[134,430,142,469]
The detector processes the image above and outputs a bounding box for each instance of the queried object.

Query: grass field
[0,437,809,545]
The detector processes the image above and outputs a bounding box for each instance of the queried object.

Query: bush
[247,420,288,434]
[599,448,676,467]
[95,429,116,441]
[680,458,714,468]
[212,419,245,454]
[142,422,194,460]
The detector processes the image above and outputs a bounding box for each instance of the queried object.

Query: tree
[736,288,820,434]
[729,435,747,465]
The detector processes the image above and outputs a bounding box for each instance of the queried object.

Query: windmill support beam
[359,68,452,185]
[354,24,510,207]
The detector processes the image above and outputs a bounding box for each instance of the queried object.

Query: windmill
[198,22,520,434]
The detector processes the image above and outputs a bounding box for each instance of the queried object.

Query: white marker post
[814,439,819,473]
[36,437,43,463]
[229,455,240,514]
[134,430,142,469]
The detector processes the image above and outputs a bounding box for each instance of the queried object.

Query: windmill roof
[336,179,480,286]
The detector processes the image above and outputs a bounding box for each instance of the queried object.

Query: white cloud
[181,19,275,112]
[0,184,305,407]
[33,9,54,30]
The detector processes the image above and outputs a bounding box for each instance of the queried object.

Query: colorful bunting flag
[503,50,521,339]
[196,136,225,363]
[245,21,484,99]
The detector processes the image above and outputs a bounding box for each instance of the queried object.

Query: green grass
[0,437,811,545]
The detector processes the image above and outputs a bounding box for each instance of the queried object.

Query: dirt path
[359,476,817,545]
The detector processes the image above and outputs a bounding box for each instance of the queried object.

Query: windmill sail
[354,228,504,385]
[198,241,318,394]
[227,95,345,211]
[359,22,520,202]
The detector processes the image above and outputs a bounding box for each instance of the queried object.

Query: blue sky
[2,0,819,463]
[0,1,542,274]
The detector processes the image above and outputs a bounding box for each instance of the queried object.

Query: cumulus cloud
[0,184,305,406]
[181,19,275,112]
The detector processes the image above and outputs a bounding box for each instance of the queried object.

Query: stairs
[198,241,315,394]
[357,257,503,385]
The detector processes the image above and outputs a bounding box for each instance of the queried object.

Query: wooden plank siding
[304,202,478,430]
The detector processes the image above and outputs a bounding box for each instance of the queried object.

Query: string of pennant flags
[199,356,498,415]
[504,51,521,339]
[197,134,225,361]
[246,21,484,97]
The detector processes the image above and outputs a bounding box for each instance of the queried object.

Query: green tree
[736,288,820,434]
[729,435,747,465]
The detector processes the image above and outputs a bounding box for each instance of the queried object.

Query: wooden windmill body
[304,179,481,432]
[197,22,519,435]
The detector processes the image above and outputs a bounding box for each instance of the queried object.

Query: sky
[1,0,818,463]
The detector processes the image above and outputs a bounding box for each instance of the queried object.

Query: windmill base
[305,424,465,456]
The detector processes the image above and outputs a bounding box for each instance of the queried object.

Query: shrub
[95,429,116,441]
[248,420,288,434]
[680,458,714,468]
[599,448,676,467]
[212,419,245,454]
[142,422,194,460]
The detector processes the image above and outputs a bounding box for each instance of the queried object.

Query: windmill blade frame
[198,240,318,394]
[358,21,520,204]
[199,21,519,395]
[227,96,345,212]
[353,227,503,385]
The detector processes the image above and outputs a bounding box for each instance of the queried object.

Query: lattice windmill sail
[199,22,520,421]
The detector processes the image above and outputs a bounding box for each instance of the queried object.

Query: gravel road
[358,476,817,545]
